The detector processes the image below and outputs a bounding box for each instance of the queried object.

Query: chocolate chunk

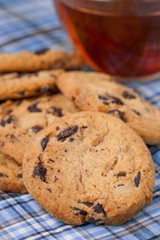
[69,138,75,142]
[57,125,78,142]
[134,172,141,187]
[79,210,87,216]
[81,126,88,129]
[5,115,14,124]
[0,172,8,177]
[46,187,52,192]
[0,120,6,127]
[33,163,47,182]
[98,95,124,105]
[123,91,136,99]
[48,158,55,163]
[34,48,49,55]
[18,91,25,96]
[0,115,14,127]
[8,134,18,142]
[41,137,49,151]
[92,203,106,216]
[70,207,87,216]
[98,95,108,101]
[88,217,104,225]
[30,125,43,133]
[38,87,56,95]
[132,109,140,116]
[117,171,126,177]
[48,106,63,117]
[111,96,124,105]
[28,103,42,112]
[15,99,23,106]
[117,184,124,187]
[78,201,94,207]
[17,173,22,178]
[88,217,96,224]
[107,109,125,121]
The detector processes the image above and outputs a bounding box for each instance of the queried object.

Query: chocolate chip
[0,172,8,177]
[0,120,6,127]
[111,96,124,105]
[117,171,126,177]
[107,109,125,121]
[88,217,96,224]
[78,201,94,207]
[81,126,88,129]
[38,87,56,95]
[17,91,25,96]
[46,187,52,192]
[41,137,49,151]
[48,106,63,117]
[123,91,136,99]
[134,172,141,187]
[30,125,43,133]
[48,158,55,163]
[98,95,124,105]
[17,173,22,178]
[33,163,47,182]
[98,95,108,101]
[5,115,14,124]
[88,217,104,224]
[0,115,14,127]
[117,184,124,187]
[70,207,87,216]
[92,203,106,216]
[53,176,58,183]
[132,109,140,116]
[15,99,23,106]
[28,103,42,112]
[72,96,76,101]
[8,134,18,142]
[57,125,78,142]
[34,48,49,55]
[79,210,87,216]
[69,138,75,142]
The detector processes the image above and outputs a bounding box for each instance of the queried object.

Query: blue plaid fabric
[0,0,160,239]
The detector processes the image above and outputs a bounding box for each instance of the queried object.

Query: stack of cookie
[0,51,159,226]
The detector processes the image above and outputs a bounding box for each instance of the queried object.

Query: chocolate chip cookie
[23,112,155,225]
[0,151,27,193]
[0,50,84,72]
[0,69,63,100]
[0,94,79,164]
[57,71,160,145]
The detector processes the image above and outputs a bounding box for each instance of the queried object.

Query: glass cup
[54,0,160,80]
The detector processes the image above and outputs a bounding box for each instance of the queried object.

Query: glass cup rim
[57,0,160,16]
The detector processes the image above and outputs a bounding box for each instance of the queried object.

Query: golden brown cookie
[23,112,155,225]
[0,94,79,164]
[0,69,63,100]
[0,152,27,193]
[57,71,160,145]
[0,50,84,72]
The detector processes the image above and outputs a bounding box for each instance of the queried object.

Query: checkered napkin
[0,0,160,239]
